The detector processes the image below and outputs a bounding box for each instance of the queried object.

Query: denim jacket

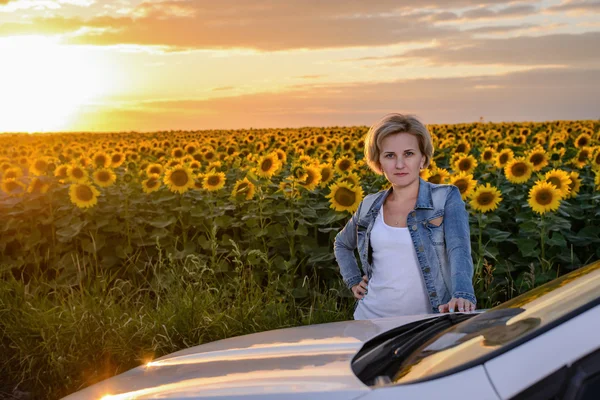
[333,178,476,313]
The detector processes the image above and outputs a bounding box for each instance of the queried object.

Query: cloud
[0,0,543,50]
[462,24,535,34]
[297,75,325,79]
[402,31,600,67]
[211,86,235,91]
[68,67,600,131]
[462,4,537,20]
[545,0,600,14]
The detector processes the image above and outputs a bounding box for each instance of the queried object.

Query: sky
[0,0,599,132]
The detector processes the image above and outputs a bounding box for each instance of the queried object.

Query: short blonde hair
[364,113,434,174]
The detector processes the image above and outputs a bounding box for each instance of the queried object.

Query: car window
[391,260,600,385]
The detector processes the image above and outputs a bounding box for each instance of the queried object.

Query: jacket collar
[369,178,434,216]
[415,178,434,209]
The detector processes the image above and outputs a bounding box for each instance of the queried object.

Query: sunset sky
[0,0,599,132]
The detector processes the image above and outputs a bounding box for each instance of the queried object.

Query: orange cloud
[1,1,543,50]
[67,67,600,131]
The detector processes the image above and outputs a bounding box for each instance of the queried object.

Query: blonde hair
[364,113,434,174]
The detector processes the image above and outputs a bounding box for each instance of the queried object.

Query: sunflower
[274,149,287,165]
[189,160,201,170]
[480,147,495,164]
[504,157,533,184]
[574,132,592,148]
[67,164,89,183]
[326,181,364,213]
[141,176,161,194]
[203,150,216,163]
[146,163,164,177]
[319,164,335,187]
[454,140,471,155]
[93,168,117,188]
[595,171,600,190]
[91,151,111,168]
[207,161,222,172]
[3,167,23,180]
[334,156,355,175]
[184,142,199,155]
[450,172,477,200]
[181,155,195,165]
[1,178,25,195]
[453,154,478,174]
[528,181,561,215]
[572,147,592,169]
[28,177,50,194]
[337,172,361,188]
[544,169,571,198]
[110,152,125,168]
[469,183,503,213]
[494,149,514,169]
[17,157,29,167]
[163,165,194,194]
[511,134,527,146]
[231,177,256,201]
[123,152,138,164]
[298,166,322,191]
[567,171,581,199]
[54,165,69,182]
[0,161,12,172]
[592,148,600,170]
[426,167,450,184]
[30,157,49,176]
[255,153,281,179]
[341,141,355,153]
[297,155,313,165]
[548,148,565,167]
[171,147,185,159]
[526,146,548,172]
[193,174,204,190]
[69,182,100,209]
[203,171,226,191]
[419,168,431,181]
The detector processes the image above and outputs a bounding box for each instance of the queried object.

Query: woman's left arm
[441,186,477,311]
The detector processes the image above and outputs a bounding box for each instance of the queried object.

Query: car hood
[62,314,437,399]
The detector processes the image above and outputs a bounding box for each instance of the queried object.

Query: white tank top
[354,207,431,320]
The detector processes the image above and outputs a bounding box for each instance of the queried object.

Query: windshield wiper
[352,313,472,385]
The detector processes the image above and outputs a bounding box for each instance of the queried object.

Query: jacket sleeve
[443,186,477,305]
[333,201,364,290]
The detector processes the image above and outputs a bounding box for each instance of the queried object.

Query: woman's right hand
[351,275,369,299]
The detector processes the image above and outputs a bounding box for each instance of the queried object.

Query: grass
[0,242,353,399]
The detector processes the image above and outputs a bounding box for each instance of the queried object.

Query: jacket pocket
[425,216,445,246]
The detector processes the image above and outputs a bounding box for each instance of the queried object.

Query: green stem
[540,214,546,271]
[179,194,187,248]
[125,192,131,248]
[48,190,56,248]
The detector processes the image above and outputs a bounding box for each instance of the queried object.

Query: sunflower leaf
[144,216,176,229]
[517,239,539,258]
[546,232,567,248]
[485,228,512,243]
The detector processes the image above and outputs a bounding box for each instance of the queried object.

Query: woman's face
[378,133,425,188]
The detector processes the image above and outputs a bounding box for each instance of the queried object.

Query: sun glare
[0,36,113,133]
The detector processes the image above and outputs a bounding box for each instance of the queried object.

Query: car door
[483,304,600,399]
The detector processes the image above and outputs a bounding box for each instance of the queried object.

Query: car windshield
[392,260,600,384]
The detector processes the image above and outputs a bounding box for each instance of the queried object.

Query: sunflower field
[1,120,600,397]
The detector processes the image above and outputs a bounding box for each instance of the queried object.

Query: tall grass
[0,237,353,399]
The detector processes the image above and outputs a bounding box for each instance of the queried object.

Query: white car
[64,260,600,400]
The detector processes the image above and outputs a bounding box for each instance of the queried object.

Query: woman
[334,113,476,320]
